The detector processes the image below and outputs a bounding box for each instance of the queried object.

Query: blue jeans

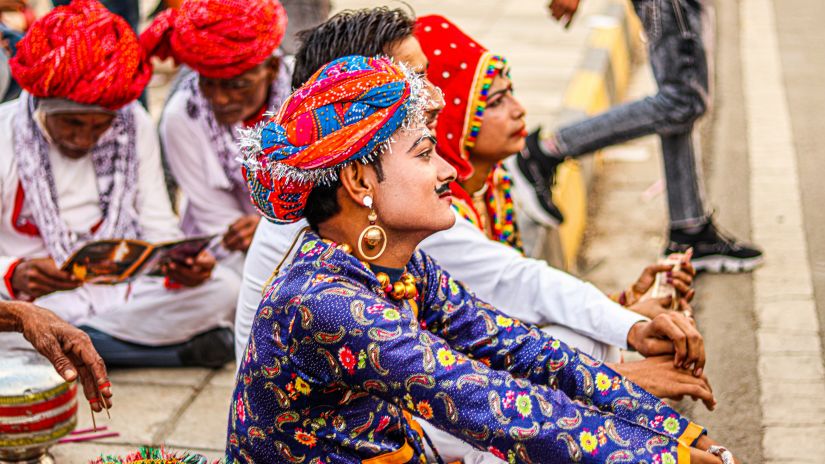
[556,0,710,229]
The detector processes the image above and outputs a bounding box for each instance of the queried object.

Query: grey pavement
[51,1,611,462]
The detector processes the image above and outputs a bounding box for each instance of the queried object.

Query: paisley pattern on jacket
[226,232,705,463]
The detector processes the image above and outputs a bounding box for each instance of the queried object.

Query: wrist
[626,321,645,351]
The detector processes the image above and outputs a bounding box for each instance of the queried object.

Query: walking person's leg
[517,0,762,272]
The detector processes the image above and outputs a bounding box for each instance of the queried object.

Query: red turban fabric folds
[141,0,287,79]
[9,0,152,110]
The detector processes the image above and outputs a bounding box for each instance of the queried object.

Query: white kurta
[235,210,643,363]
[0,100,238,345]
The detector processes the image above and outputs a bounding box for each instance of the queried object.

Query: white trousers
[33,264,239,346]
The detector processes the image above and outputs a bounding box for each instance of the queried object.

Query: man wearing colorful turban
[0,0,238,369]
[142,0,290,277]
[229,53,734,464]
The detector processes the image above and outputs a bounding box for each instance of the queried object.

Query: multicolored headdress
[140,0,287,79]
[240,55,428,224]
[414,15,508,181]
[10,0,152,110]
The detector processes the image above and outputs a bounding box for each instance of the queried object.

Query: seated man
[237,7,702,369]
[0,0,237,368]
[142,0,291,274]
[228,55,738,463]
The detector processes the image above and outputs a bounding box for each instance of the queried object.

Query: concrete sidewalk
[51,1,617,462]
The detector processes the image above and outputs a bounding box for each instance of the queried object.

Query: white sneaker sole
[691,255,765,273]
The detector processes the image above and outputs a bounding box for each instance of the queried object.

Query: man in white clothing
[144,0,292,275]
[0,0,237,368]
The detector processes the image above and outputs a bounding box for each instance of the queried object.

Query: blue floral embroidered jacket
[226,233,705,463]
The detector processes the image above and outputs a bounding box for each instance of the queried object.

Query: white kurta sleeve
[419,212,644,349]
[159,96,246,237]
[134,106,183,243]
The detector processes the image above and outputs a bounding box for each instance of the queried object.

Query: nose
[433,149,457,184]
[210,88,232,107]
[511,94,527,120]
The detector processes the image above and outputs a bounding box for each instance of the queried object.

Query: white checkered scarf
[12,93,142,264]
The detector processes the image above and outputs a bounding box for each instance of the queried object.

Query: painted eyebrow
[487,84,513,102]
[408,134,437,152]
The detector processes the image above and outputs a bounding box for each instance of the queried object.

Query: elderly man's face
[44,112,116,159]
[199,57,279,125]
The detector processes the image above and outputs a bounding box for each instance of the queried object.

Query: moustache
[435,183,452,195]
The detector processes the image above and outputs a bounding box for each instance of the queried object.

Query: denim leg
[555,0,711,227]
[80,326,184,368]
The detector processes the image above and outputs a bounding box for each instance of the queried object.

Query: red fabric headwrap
[414,15,507,182]
[141,0,287,79]
[9,0,152,110]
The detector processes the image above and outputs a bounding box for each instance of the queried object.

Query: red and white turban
[10,0,152,111]
[141,0,288,79]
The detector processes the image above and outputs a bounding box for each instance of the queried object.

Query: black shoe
[513,128,565,226]
[666,221,764,273]
[178,327,235,368]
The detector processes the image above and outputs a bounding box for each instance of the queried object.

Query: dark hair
[292,7,415,89]
[295,7,413,229]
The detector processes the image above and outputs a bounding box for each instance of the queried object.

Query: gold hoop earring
[358,195,387,261]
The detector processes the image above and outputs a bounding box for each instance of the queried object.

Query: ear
[264,56,280,81]
[338,162,379,208]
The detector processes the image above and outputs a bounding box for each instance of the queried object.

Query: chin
[510,139,526,154]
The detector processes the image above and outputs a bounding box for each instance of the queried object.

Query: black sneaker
[512,128,565,226]
[666,222,764,273]
[178,327,235,368]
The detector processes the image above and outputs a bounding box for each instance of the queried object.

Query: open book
[60,236,217,284]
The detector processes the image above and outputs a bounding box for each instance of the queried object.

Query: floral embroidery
[580,430,598,454]
[515,393,532,418]
[338,346,357,374]
[495,315,514,329]
[437,347,456,368]
[294,428,317,448]
[382,308,401,321]
[416,400,434,420]
[663,415,681,435]
[595,372,611,393]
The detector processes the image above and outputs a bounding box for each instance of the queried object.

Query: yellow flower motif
[295,377,311,395]
[595,372,611,392]
[383,308,401,321]
[437,348,456,367]
[579,431,598,454]
[495,315,513,328]
[661,452,676,464]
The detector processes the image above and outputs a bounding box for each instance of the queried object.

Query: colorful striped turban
[9,0,152,111]
[240,55,426,224]
[415,15,508,182]
[140,0,287,80]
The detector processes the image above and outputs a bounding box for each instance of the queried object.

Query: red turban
[414,15,508,182]
[141,0,287,79]
[10,0,152,110]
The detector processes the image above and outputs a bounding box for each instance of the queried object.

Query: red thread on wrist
[164,276,183,290]
[4,258,23,300]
